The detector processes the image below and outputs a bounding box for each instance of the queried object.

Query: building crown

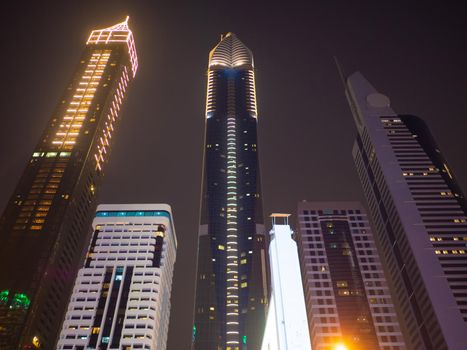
[208,32,254,69]
[87,16,138,77]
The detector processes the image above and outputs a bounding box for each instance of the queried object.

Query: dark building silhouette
[0,18,138,349]
[347,71,467,349]
[192,33,269,350]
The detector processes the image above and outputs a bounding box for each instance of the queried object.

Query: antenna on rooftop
[334,56,347,91]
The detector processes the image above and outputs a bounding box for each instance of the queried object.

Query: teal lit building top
[96,210,171,218]
[94,205,177,249]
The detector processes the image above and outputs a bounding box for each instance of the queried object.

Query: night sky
[1,1,467,349]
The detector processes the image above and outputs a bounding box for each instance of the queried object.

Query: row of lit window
[381,119,402,127]
[430,236,467,242]
[435,250,466,255]
[403,172,437,177]
[32,151,71,158]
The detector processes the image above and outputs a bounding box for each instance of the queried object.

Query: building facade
[347,72,467,349]
[193,33,269,350]
[297,201,406,350]
[261,214,311,350]
[56,204,177,350]
[0,18,138,349]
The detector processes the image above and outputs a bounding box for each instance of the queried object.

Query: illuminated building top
[87,16,138,77]
[208,32,254,69]
[206,33,257,118]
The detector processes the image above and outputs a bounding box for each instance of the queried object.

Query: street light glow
[334,343,349,350]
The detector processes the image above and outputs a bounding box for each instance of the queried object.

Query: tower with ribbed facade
[193,33,269,350]
[347,71,467,349]
[0,18,137,349]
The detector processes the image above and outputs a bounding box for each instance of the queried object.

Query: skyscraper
[261,214,311,350]
[56,204,177,350]
[193,33,269,350]
[347,71,467,349]
[297,201,406,350]
[0,18,138,349]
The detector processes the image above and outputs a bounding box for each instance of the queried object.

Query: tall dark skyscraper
[346,72,467,349]
[0,18,138,349]
[193,33,269,350]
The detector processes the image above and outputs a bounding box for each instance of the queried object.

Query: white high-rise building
[56,204,177,350]
[261,214,311,350]
[347,72,467,349]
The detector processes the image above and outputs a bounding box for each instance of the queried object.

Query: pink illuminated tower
[0,18,138,349]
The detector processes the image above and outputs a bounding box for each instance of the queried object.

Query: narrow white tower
[261,214,311,350]
[57,204,177,350]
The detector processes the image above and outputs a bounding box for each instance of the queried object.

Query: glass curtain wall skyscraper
[193,33,269,350]
[0,18,138,349]
[346,71,467,349]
